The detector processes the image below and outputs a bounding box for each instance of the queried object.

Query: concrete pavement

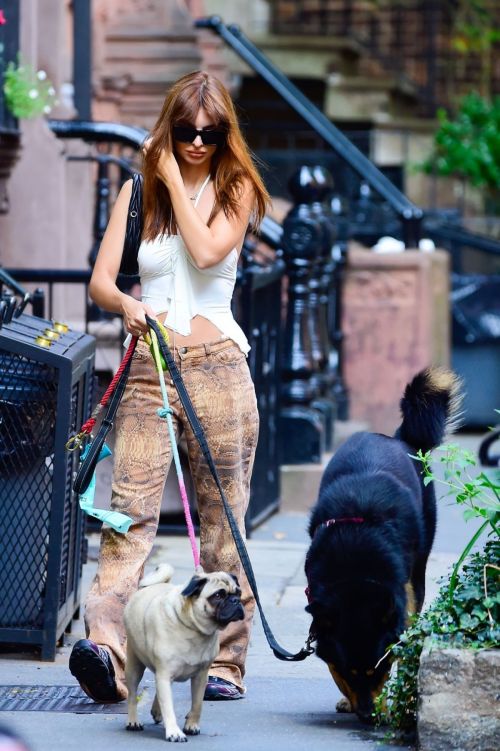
[0,432,487,751]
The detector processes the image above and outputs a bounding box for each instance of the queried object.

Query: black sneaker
[203,676,244,701]
[69,639,120,703]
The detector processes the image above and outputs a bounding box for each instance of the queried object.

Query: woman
[69,71,269,702]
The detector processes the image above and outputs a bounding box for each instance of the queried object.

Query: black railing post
[329,195,350,420]
[88,158,111,268]
[73,0,92,120]
[280,166,325,464]
[307,166,338,449]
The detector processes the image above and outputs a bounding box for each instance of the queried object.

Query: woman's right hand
[120,296,156,337]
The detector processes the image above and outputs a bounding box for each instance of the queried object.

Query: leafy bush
[420,93,500,193]
[374,539,499,735]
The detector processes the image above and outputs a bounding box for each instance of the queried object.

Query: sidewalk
[0,433,486,751]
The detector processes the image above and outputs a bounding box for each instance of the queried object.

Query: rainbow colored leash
[147,323,200,569]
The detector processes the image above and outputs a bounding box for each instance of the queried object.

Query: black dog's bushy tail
[396,368,463,452]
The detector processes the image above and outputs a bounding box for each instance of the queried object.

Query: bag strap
[73,341,136,495]
[146,316,314,662]
[120,173,143,277]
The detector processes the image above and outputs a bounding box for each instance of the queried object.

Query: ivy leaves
[374,540,499,736]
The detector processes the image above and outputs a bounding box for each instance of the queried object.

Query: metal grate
[0,685,128,713]
[0,352,57,628]
[0,312,95,658]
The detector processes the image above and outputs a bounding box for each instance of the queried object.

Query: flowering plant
[1,9,57,119]
[3,59,57,119]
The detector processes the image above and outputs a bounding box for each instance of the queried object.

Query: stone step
[229,33,363,79]
[280,418,369,513]
[325,72,420,122]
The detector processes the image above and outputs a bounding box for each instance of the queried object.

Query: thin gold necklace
[188,175,209,202]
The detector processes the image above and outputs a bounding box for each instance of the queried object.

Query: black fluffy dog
[305,368,462,723]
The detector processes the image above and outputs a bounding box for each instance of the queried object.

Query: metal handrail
[48,119,148,147]
[424,221,500,257]
[195,16,423,247]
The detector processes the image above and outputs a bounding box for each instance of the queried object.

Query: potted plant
[420,93,500,216]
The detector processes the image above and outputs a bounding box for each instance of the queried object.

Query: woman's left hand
[156,148,182,189]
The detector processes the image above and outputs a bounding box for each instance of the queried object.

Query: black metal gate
[236,250,286,531]
[0,313,95,659]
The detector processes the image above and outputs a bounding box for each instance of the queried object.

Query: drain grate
[0,685,128,713]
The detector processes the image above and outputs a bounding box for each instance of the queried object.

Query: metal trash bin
[451,274,500,427]
[0,313,95,659]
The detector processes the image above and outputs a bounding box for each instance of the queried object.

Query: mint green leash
[78,443,133,534]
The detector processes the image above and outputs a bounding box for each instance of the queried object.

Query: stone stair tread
[251,33,363,55]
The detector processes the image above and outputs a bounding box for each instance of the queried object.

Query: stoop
[280,419,369,512]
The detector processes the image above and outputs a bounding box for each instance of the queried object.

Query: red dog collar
[305,517,365,603]
[322,517,365,528]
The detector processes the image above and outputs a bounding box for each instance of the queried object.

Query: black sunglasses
[173,125,226,147]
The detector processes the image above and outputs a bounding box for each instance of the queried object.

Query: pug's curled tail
[396,367,463,452]
[139,563,174,588]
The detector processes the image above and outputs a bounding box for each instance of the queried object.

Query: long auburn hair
[141,70,269,240]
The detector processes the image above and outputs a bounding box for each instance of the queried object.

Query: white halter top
[126,175,250,354]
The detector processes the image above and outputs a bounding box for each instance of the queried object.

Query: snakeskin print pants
[84,336,259,697]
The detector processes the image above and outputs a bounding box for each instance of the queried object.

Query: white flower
[37,70,47,80]
[28,89,39,99]
[43,105,52,114]
[48,86,55,96]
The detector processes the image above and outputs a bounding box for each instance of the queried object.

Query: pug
[123,563,244,742]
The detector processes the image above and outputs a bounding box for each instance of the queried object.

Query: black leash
[146,316,314,662]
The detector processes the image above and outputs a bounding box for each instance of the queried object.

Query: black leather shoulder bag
[119,172,143,276]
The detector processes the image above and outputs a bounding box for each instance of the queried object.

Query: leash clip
[66,432,88,452]
[305,630,316,655]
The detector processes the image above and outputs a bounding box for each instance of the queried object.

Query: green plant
[413,439,500,604]
[420,93,500,195]
[374,539,500,736]
[3,58,57,119]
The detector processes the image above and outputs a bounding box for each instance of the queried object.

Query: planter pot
[417,642,500,751]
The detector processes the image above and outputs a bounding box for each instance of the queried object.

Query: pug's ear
[181,575,208,598]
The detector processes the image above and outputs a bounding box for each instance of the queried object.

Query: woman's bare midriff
[155,311,225,347]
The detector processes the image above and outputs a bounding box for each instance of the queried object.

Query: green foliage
[451,0,500,56]
[374,440,499,737]
[3,59,57,119]
[374,539,500,735]
[420,93,500,193]
[411,442,500,602]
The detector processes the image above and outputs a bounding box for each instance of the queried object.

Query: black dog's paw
[126,722,144,731]
[336,697,352,713]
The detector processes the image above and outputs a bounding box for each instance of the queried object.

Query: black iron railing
[423,219,500,275]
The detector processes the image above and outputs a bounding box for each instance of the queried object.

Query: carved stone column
[93,0,203,128]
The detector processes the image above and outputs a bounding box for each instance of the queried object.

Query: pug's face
[181,572,244,627]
